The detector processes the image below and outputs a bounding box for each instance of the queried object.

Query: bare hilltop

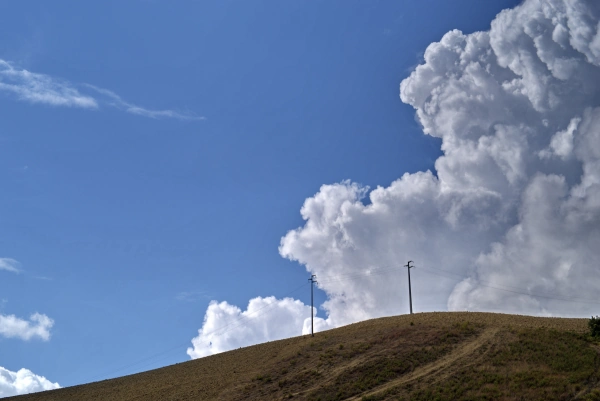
[7,312,600,401]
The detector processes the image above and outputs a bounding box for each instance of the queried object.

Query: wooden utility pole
[308,274,317,336]
[404,261,415,314]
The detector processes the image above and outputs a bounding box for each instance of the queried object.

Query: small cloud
[0,60,97,108]
[0,59,204,121]
[8,165,30,174]
[31,275,52,281]
[0,312,54,341]
[0,258,21,274]
[84,85,204,121]
[175,291,211,302]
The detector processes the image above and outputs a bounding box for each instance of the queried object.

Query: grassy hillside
[7,312,600,401]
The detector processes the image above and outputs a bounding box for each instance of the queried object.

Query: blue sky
[6,0,580,393]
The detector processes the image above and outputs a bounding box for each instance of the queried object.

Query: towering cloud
[189,0,600,358]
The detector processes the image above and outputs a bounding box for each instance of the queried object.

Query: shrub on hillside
[589,316,600,338]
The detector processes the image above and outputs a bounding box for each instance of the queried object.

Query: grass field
[6,312,600,401]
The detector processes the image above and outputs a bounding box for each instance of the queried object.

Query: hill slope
[7,312,600,401]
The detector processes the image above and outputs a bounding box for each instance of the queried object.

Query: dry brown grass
[7,312,599,401]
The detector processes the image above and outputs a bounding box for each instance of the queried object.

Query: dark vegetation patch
[382,328,600,401]
[590,316,600,338]
[239,321,481,400]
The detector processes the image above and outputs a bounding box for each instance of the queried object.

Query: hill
[6,312,600,401]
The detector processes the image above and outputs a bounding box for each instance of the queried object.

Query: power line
[101,269,412,381]
[82,264,408,383]
[311,263,600,306]
[81,282,310,384]
[316,264,405,284]
[77,262,600,386]
[419,266,600,305]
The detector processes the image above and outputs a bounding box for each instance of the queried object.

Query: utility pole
[404,261,415,314]
[308,274,317,337]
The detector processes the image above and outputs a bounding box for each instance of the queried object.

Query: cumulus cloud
[0,258,20,274]
[0,366,60,398]
[0,313,54,341]
[187,296,313,358]
[190,0,600,358]
[0,60,202,120]
[281,0,600,318]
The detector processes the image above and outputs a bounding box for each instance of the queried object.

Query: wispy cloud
[85,84,203,121]
[0,60,97,108]
[0,59,203,121]
[31,275,52,281]
[0,258,54,281]
[0,258,21,273]
[175,290,211,302]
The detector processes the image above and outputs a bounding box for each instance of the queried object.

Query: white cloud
[0,366,60,398]
[0,60,97,108]
[0,258,20,274]
[84,85,204,121]
[0,60,202,120]
[190,0,600,358]
[187,296,314,359]
[539,117,581,159]
[0,313,54,341]
[175,290,210,302]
